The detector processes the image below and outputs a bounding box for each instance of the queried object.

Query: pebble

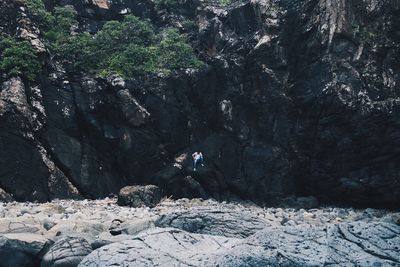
[0,198,398,239]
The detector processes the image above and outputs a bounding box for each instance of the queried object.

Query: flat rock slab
[78,227,266,267]
[79,222,400,267]
[246,221,400,266]
[41,236,93,267]
[155,207,269,238]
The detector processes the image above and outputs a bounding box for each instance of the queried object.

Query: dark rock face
[0,0,399,207]
[0,233,51,267]
[117,185,161,207]
[0,188,13,202]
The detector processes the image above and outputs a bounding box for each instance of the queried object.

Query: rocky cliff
[0,0,399,207]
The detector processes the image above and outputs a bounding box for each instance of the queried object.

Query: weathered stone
[117,185,161,208]
[0,233,51,267]
[0,188,13,202]
[41,237,92,267]
[78,227,251,267]
[156,207,268,238]
[78,222,400,267]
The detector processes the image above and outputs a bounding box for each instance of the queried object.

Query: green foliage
[156,28,203,72]
[86,16,203,77]
[52,6,77,34]
[86,16,156,76]
[154,0,180,11]
[181,19,197,32]
[219,0,232,6]
[25,0,54,30]
[24,0,204,78]
[106,45,157,76]
[0,37,41,81]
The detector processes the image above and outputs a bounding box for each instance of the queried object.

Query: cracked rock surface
[0,198,399,266]
[41,236,93,267]
[79,222,400,267]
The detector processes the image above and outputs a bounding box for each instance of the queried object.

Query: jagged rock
[116,89,150,127]
[0,188,13,202]
[0,233,51,267]
[0,77,50,202]
[41,237,93,267]
[117,185,161,208]
[155,207,269,238]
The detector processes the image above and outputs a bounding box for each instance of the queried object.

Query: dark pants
[193,156,203,169]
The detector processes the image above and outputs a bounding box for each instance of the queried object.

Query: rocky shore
[0,198,399,266]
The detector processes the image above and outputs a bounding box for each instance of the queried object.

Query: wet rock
[117,185,161,208]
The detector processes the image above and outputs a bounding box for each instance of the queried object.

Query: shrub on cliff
[24,0,204,78]
[24,0,54,29]
[0,37,41,81]
[71,15,202,77]
[156,28,204,72]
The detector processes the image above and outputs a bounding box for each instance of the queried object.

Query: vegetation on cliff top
[0,37,41,81]
[21,0,204,79]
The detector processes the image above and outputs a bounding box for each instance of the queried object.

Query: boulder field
[0,198,399,266]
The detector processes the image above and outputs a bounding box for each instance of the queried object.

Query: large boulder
[0,233,51,267]
[41,237,93,267]
[117,185,161,208]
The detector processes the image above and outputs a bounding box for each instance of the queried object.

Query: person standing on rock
[192,151,204,171]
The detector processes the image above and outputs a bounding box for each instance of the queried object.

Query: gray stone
[41,236,92,267]
[78,227,263,267]
[117,185,161,208]
[0,233,51,267]
[79,222,400,267]
[155,207,269,238]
